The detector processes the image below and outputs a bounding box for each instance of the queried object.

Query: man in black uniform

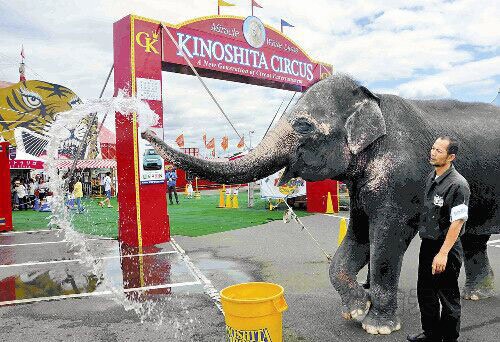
[408,136,470,342]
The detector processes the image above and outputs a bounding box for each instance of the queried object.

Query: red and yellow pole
[0,142,13,232]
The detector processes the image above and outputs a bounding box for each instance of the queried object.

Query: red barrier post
[306,180,339,214]
[0,142,13,232]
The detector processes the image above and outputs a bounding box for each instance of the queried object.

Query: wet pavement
[0,215,499,341]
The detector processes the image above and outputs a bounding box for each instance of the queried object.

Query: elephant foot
[463,287,496,300]
[361,309,401,335]
[463,276,496,300]
[341,290,371,322]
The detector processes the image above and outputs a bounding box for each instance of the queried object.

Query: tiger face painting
[0,80,81,147]
[0,80,99,158]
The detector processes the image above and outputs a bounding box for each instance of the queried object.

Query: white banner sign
[136,78,161,101]
[260,169,306,199]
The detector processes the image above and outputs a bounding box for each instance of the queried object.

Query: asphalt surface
[0,213,499,341]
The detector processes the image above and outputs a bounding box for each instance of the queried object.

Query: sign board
[161,16,332,89]
[136,78,162,101]
[138,127,165,184]
[261,169,306,199]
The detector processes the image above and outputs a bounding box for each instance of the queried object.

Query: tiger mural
[0,80,98,158]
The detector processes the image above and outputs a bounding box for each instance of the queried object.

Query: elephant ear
[344,86,386,155]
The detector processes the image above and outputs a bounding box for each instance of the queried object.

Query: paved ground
[1,213,499,341]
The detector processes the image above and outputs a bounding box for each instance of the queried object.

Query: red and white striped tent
[55,159,116,169]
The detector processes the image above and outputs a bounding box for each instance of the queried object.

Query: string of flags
[175,133,246,153]
[216,0,294,33]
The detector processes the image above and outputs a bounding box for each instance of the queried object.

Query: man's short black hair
[438,136,459,155]
[106,172,111,176]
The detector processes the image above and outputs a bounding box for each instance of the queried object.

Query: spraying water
[41,92,193,326]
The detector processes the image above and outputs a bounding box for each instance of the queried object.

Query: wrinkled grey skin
[142,73,500,335]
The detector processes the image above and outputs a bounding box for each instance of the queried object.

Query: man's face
[430,138,454,167]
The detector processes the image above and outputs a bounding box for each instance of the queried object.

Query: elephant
[142,72,499,335]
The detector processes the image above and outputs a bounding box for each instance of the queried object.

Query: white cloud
[0,0,498,153]
[398,79,451,99]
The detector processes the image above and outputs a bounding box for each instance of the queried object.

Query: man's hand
[432,252,448,274]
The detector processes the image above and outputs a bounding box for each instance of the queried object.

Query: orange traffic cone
[232,189,239,208]
[326,192,335,214]
[218,185,226,208]
[225,186,233,208]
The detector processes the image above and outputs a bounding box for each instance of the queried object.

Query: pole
[249,130,254,149]
[262,99,284,140]
[161,24,242,140]
[67,64,114,181]
[247,181,254,208]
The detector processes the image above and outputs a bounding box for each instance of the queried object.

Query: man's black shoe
[407,332,441,342]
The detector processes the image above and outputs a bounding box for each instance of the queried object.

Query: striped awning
[55,159,116,169]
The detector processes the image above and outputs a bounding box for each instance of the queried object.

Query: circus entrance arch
[113,14,333,247]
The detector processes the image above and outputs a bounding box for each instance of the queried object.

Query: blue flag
[280,19,294,33]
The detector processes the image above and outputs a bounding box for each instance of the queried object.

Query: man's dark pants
[417,238,462,341]
[168,185,178,204]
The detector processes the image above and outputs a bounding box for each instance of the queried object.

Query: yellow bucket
[220,282,288,342]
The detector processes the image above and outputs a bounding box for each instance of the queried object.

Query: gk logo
[136,31,159,54]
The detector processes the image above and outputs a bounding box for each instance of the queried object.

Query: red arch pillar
[113,16,169,247]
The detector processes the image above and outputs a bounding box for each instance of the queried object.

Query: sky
[0,0,498,156]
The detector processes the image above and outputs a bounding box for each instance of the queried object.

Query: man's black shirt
[419,164,470,240]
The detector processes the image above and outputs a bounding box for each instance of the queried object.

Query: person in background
[27,178,35,208]
[166,166,179,205]
[37,178,48,201]
[73,176,84,213]
[67,177,76,209]
[11,178,19,210]
[187,180,194,199]
[99,172,113,208]
[14,180,28,210]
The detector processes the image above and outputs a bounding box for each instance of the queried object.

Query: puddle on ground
[0,243,200,305]
[192,252,254,284]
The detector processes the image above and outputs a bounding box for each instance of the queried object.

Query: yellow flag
[218,0,235,6]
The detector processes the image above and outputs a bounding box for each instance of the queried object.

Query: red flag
[175,134,184,147]
[221,136,228,150]
[202,132,207,147]
[251,0,262,16]
[237,136,245,149]
[20,45,25,59]
[206,137,215,149]
[252,0,262,8]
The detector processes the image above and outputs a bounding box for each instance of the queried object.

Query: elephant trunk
[141,120,298,184]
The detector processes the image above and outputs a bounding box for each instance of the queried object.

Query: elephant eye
[292,118,315,134]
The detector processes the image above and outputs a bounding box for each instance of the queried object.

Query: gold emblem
[136,31,159,54]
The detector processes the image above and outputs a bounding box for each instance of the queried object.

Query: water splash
[42,92,184,326]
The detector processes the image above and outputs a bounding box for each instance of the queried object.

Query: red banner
[160,16,332,89]
[9,159,44,169]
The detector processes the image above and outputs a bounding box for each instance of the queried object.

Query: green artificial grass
[11,192,309,238]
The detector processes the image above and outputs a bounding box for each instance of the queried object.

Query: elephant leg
[329,214,371,321]
[461,234,495,300]
[361,220,414,335]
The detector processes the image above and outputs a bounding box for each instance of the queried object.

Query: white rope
[160,23,242,140]
[282,199,334,262]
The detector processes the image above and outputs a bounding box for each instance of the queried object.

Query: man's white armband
[451,204,468,222]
